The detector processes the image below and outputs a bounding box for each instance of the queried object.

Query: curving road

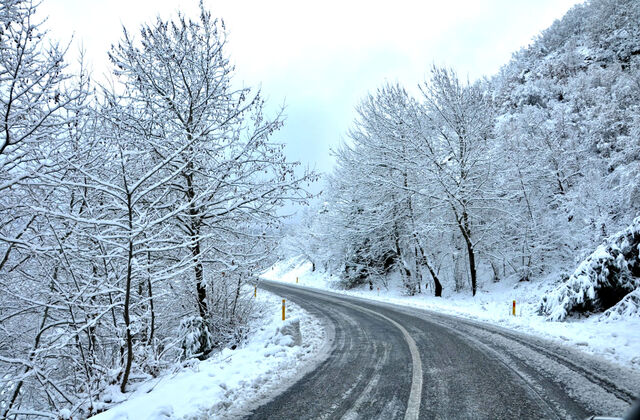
[246,280,640,420]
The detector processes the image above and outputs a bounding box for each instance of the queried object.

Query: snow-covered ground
[263,257,640,371]
[90,288,328,420]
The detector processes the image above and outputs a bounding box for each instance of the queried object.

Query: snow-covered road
[247,280,639,419]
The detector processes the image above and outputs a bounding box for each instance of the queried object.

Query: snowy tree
[1,2,313,417]
[417,67,496,296]
[108,6,314,321]
[0,1,91,417]
[292,0,640,303]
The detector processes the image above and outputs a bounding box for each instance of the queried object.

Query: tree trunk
[424,257,443,297]
[451,204,477,296]
[393,224,413,295]
[232,274,242,318]
[415,240,443,297]
[147,252,155,345]
[121,193,134,393]
[192,241,207,318]
[185,169,208,318]
[458,211,477,296]
[466,238,477,296]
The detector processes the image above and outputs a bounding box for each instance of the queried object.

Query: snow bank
[265,257,640,370]
[540,216,640,321]
[90,288,327,420]
[262,255,339,290]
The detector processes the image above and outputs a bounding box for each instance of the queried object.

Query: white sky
[41,0,583,173]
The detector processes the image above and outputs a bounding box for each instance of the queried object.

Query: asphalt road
[245,280,640,420]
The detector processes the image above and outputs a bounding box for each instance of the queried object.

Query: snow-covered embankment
[90,289,327,420]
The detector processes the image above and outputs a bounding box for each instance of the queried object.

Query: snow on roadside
[90,288,327,420]
[263,257,640,371]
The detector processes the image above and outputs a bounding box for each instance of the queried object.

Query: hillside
[285,0,640,313]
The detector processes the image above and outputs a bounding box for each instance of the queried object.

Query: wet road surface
[246,281,639,420]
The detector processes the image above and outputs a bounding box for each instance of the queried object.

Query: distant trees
[0,2,312,417]
[309,71,493,297]
[293,0,640,300]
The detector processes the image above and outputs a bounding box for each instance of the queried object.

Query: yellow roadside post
[512,300,516,316]
[254,285,257,297]
[296,277,298,284]
[282,299,286,321]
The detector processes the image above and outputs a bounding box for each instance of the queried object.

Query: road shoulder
[262,258,640,371]
[90,288,331,420]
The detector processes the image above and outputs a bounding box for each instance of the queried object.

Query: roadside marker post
[282,299,286,321]
[512,300,516,316]
[296,277,298,284]
[254,286,257,298]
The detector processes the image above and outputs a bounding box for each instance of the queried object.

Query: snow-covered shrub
[603,288,640,320]
[179,317,213,360]
[540,216,640,320]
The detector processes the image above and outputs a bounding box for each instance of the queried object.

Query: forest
[286,0,640,308]
[0,1,313,417]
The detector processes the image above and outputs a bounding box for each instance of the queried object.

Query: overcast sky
[41,0,583,174]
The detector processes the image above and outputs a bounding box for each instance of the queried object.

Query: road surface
[245,280,639,420]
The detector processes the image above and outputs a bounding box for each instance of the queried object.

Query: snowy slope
[89,289,328,420]
[264,257,640,371]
